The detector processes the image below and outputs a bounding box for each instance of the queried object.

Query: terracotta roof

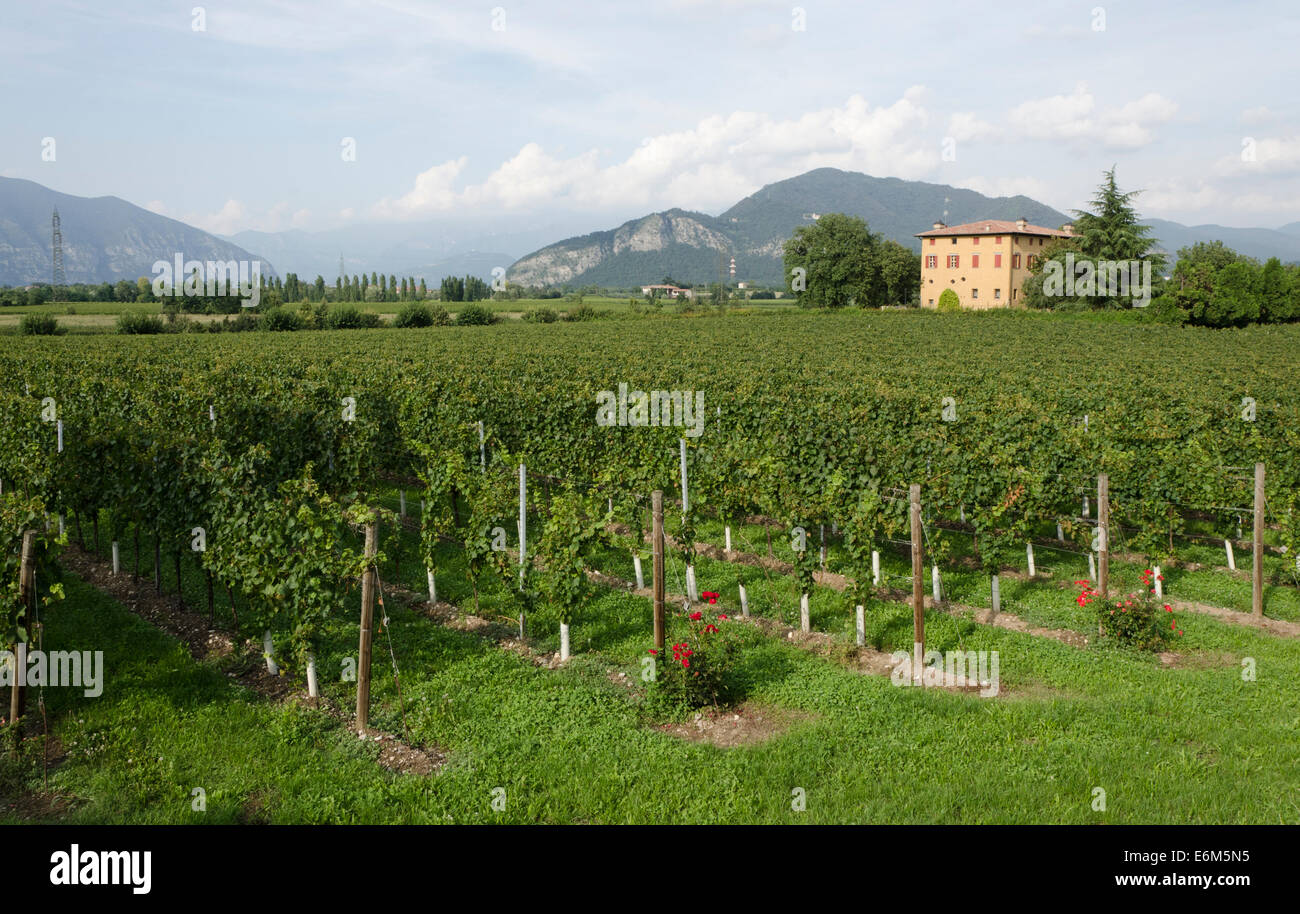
[915,219,1073,238]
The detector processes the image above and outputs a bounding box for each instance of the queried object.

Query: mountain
[507,169,1072,287]
[507,168,1300,288]
[1146,219,1300,264]
[503,209,738,288]
[0,177,275,285]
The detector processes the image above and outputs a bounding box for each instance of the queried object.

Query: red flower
[717,613,728,621]
[1164,605,1172,612]
[689,611,703,621]
[649,649,658,655]
[1171,620,1177,630]
[704,624,719,634]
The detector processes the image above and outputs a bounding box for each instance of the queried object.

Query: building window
[1013,288,1018,300]
[1026,255,1036,269]
[973,236,979,245]
[1012,253,1021,269]
[929,237,935,245]
[952,237,957,244]
[925,255,937,268]
[994,235,1001,244]
[994,288,1001,300]
[947,255,960,268]
[994,253,1002,268]
[971,254,980,268]
[928,299,934,306]
[972,288,979,299]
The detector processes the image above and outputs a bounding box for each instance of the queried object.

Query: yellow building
[915,218,1074,309]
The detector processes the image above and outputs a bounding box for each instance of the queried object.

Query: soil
[655,702,814,748]
[946,603,1091,649]
[1168,600,1300,638]
[1158,650,1239,669]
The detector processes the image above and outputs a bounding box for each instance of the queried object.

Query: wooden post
[679,440,688,519]
[1253,462,1265,618]
[652,491,666,652]
[518,463,527,636]
[9,531,36,739]
[1097,473,1109,600]
[356,521,378,734]
[910,484,923,685]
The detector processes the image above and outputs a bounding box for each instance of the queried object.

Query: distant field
[0,294,798,332]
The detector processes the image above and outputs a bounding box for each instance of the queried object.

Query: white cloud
[946,112,996,143]
[194,199,247,236]
[372,92,942,218]
[1213,136,1300,176]
[1007,83,1177,148]
[372,157,469,219]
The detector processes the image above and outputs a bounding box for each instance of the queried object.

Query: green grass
[12,499,1300,824]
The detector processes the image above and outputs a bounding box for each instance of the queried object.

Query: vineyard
[3,309,1300,824]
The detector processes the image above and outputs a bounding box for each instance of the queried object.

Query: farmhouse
[640,283,694,299]
[916,218,1074,309]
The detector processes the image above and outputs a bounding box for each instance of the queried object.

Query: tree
[1259,257,1297,322]
[1059,166,1167,308]
[937,288,960,312]
[1173,240,1252,292]
[878,240,921,305]
[1198,261,1262,327]
[782,213,885,308]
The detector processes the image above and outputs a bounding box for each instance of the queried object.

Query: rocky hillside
[507,168,1072,288]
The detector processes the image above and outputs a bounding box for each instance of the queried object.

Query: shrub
[1144,294,1187,325]
[563,304,597,322]
[326,305,363,330]
[260,307,303,331]
[20,313,63,336]
[936,289,961,312]
[393,303,434,328]
[455,303,496,325]
[116,311,165,335]
[646,604,741,712]
[428,304,452,326]
[358,311,382,328]
[1076,570,1180,650]
[522,307,557,324]
[225,311,261,332]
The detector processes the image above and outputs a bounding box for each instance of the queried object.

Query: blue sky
[3,0,1298,236]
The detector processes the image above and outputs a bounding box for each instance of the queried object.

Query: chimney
[1061,223,1074,234]
[932,221,946,230]
[1015,217,1028,231]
